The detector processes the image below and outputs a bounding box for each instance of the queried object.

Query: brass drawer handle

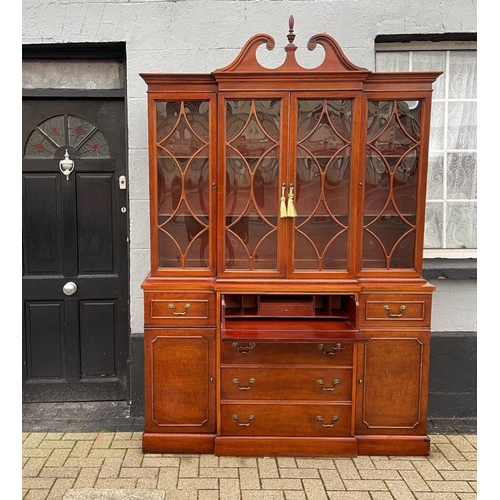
[233,378,255,390]
[317,378,340,391]
[318,343,346,355]
[168,303,191,316]
[232,342,256,354]
[233,414,255,427]
[316,415,339,428]
[383,304,406,317]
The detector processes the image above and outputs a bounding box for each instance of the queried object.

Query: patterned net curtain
[376,48,477,250]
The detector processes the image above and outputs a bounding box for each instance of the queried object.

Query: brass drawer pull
[233,378,255,390]
[316,415,339,428]
[233,414,255,427]
[317,378,340,391]
[383,304,406,317]
[232,342,256,354]
[168,303,191,316]
[318,343,346,355]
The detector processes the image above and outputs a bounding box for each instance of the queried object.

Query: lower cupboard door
[220,403,352,436]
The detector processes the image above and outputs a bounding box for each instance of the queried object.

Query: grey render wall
[22,1,477,416]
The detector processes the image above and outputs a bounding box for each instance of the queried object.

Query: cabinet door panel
[220,96,289,276]
[144,329,216,433]
[153,96,217,275]
[356,332,429,434]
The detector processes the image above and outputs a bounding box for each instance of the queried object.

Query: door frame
[22,41,131,403]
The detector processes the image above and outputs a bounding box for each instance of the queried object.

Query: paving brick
[369,493,395,500]
[24,449,53,459]
[279,468,320,479]
[93,478,136,488]
[23,434,48,449]
[343,479,388,491]
[122,448,144,467]
[23,457,49,477]
[283,492,306,500]
[239,467,261,490]
[261,479,303,490]
[24,489,50,499]
[414,494,461,499]
[352,456,375,470]
[449,460,477,471]
[372,459,416,470]
[39,467,80,478]
[412,460,444,481]
[64,457,105,468]
[92,433,115,449]
[46,449,72,467]
[200,454,220,468]
[318,469,344,490]
[220,457,257,468]
[296,458,334,469]
[72,467,99,488]
[46,477,75,500]
[137,476,159,488]
[198,490,220,500]
[219,478,241,498]
[23,478,56,489]
[157,467,179,489]
[457,494,477,500]
[200,467,239,478]
[302,478,329,500]
[142,456,180,467]
[98,457,123,478]
[399,469,432,491]
[177,478,219,490]
[427,480,474,493]
[179,456,200,478]
[435,444,467,461]
[257,457,279,478]
[69,441,92,458]
[358,469,401,480]
[446,436,476,453]
[242,491,284,500]
[88,449,126,459]
[326,493,371,500]
[334,459,361,480]
[62,433,98,441]
[277,457,297,468]
[439,470,476,481]
[119,467,159,478]
[385,479,416,499]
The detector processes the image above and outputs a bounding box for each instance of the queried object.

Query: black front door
[22,98,129,402]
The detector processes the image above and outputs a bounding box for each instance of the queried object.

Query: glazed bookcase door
[287,93,359,277]
[360,95,431,274]
[152,95,217,275]
[219,94,289,276]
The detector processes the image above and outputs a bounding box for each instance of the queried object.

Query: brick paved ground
[22,431,477,500]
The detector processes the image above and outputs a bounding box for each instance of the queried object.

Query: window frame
[375,39,477,260]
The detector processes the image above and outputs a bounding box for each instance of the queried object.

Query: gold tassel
[280,184,287,218]
[287,185,297,217]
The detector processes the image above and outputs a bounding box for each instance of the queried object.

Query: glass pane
[449,51,477,99]
[429,102,445,150]
[225,100,280,271]
[427,153,444,200]
[446,202,477,248]
[375,52,409,72]
[413,51,446,99]
[424,202,444,249]
[446,152,477,200]
[363,100,421,269]
[447,102,477,149]
[294,99,352,271]
[156,100,211,269]
[22,60,125,90]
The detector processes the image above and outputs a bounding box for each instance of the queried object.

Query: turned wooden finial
[287,15,296,46]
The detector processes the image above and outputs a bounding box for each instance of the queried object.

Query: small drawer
[221,341,354,366]
[221,367,352,401]
[220,403,352,437]
[144,292,216,327]
[359,294,432,327]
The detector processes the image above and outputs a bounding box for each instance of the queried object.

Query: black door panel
[22,98,129,402]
